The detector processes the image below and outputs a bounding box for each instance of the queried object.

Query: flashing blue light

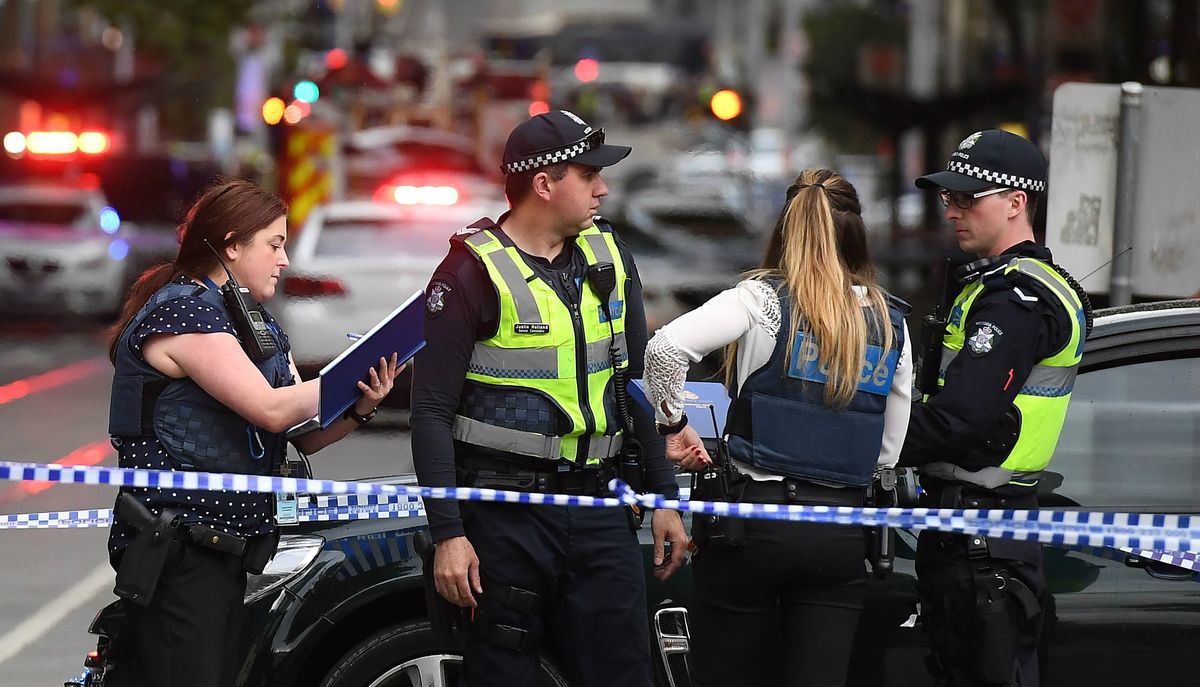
[293,80,320,103]
[108,238,129,261]
[99,207,121,234]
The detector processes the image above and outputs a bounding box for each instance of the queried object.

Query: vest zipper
[561,271,595,460]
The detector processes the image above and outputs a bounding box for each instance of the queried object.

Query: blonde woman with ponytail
[644,169,912,687]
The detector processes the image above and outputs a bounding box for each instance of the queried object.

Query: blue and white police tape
[1,460,1197,561]
[0,493,425,530]
[606,479,1200,554]
[4,502,1196,576]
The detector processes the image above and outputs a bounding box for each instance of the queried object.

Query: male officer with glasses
[411,110,687,686]
[900,129,1091,687]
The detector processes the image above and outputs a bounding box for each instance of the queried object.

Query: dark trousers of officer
[915,492,1049,687]
[689,479,868,687]
[113,539,248,687]
[461,500,652,687]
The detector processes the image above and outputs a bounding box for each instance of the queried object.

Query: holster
[242,529,279,575]
[414,531,468,644]
[113,493,180,607]
[691,452,747,548]
[865,468,899,578]
[617,440,644,493]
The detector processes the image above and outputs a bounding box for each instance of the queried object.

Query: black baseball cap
[501,110,631,175]
[916,129,1048,194]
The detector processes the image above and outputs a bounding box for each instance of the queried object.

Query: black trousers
[689,481,868,687]
[116,538,248,687]
[915,531,1048,687]
[460,501,652,687]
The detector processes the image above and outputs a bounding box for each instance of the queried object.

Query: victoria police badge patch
[966,321,1003,357]
[426,280,451,318]
[958,131,983,150]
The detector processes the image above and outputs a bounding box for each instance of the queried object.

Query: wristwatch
[655,413,688,436]
[344,406,377,426]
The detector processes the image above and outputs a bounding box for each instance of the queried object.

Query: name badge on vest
[514,322,550,335]
[274,491,299,526]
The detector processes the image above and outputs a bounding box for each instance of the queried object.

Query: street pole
[1110,81,1142,306]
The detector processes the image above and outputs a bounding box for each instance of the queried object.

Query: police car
[68,299,1200,686]
[0,183,131,317]
[272,192,505,392]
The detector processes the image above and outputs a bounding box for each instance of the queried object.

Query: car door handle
[1124,554,1196,581]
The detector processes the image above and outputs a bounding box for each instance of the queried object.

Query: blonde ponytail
[724,169,893,408]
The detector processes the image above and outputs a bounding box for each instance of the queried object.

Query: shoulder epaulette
[449,217,495,244]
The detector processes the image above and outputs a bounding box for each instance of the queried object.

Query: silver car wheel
[368,652,460,687]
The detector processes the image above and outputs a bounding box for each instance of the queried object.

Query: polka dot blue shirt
[109,274,279,557]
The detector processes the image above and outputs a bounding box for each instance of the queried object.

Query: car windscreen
[0,201,88,227]
[313,217,457,258]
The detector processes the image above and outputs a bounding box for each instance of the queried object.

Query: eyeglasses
[938,186,1010,210]
[523,128,606,160]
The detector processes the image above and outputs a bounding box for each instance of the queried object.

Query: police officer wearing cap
[901,130,1092,687]
[410,110,687,687]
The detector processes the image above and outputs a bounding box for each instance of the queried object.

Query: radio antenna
[202,239,240,286]
[1078,244,1133,283]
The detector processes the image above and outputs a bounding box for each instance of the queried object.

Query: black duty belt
[461,460,616,497]
[741,477,867,507]
[181,524,247,557]
[922,479,1037,509]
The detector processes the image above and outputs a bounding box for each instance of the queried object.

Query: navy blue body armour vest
[726,285,905,487]
[108,278,293,479]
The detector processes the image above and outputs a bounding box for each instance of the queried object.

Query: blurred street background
[1,0,1199,682]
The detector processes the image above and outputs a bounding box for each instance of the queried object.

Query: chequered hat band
[504,138,596,174]
[947,160,1046,192]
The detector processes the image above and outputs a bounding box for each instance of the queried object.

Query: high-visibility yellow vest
[452,224,629,465]
[934,256,1086,487]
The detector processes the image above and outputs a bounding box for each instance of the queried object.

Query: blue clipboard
[317,290,426,427]
[629,379,731,440]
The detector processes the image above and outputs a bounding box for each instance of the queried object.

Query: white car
[273,198,506,383]
[0,183,132,317]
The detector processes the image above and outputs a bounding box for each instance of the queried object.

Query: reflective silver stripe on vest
[940,346,957,377]
[941,346,1077,395]
[580,231,616,266]
[469,344,558,379]
[453,415,561,459]
[585,333,628,375]
[1019,364,1078,397]
[468,233,543,325]
[452,415,624,460]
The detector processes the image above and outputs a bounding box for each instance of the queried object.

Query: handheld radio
[203,240,279,362]
[586,261,644,493]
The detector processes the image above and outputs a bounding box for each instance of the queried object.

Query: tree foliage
[71,0,254,138]
[802,1,907,154]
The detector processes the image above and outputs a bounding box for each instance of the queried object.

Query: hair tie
[798,182,826,191]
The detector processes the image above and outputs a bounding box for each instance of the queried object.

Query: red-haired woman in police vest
[102,179,399,687]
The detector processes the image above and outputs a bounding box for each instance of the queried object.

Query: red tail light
[282,275,348,298]
[373,183,460,206]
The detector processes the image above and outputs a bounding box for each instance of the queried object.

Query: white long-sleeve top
[644,279,912,480]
